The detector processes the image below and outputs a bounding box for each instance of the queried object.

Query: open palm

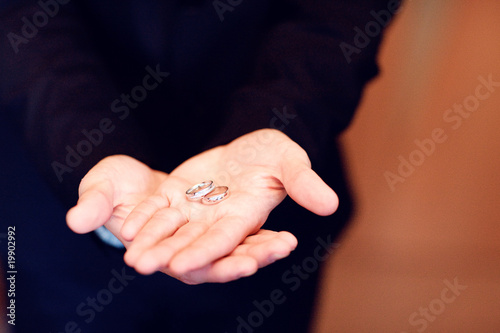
[67,129,338,284]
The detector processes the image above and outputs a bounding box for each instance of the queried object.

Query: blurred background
[312,1,500,332]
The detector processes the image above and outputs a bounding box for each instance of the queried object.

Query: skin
[66,129,338,284]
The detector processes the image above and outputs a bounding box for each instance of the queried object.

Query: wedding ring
[202,186,229,205]
[186,181,215,201]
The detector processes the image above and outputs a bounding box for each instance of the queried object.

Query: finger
[66,179,114,234]
[281,157,339,216]
[238,230,296,246]
[169,231,297,284]
[131,219,212,275]
[231,231,298,268]
[167,216,253,275]
[164,256,259,285]
[124,207,187,269]
[120,195,170,241]
[103,209,133,248]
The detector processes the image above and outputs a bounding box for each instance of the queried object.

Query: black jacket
[0,0,397,206]
[0,1,398,332]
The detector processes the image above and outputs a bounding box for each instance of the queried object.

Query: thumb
[281,157,339,216]
[66,176,115,234]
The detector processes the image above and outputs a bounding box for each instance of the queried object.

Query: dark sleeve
[0,1,154,207]
[210,0,401,166]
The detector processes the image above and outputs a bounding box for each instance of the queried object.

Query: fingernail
[270,253,287,262]
[239,270,255,278]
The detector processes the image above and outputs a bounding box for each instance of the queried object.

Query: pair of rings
[185,180,229,205]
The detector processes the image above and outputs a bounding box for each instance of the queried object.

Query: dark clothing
[0,0,397,332]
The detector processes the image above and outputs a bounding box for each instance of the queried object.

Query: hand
[66,155,168,247]
[119,129,339,282]
[67,129,338,284]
